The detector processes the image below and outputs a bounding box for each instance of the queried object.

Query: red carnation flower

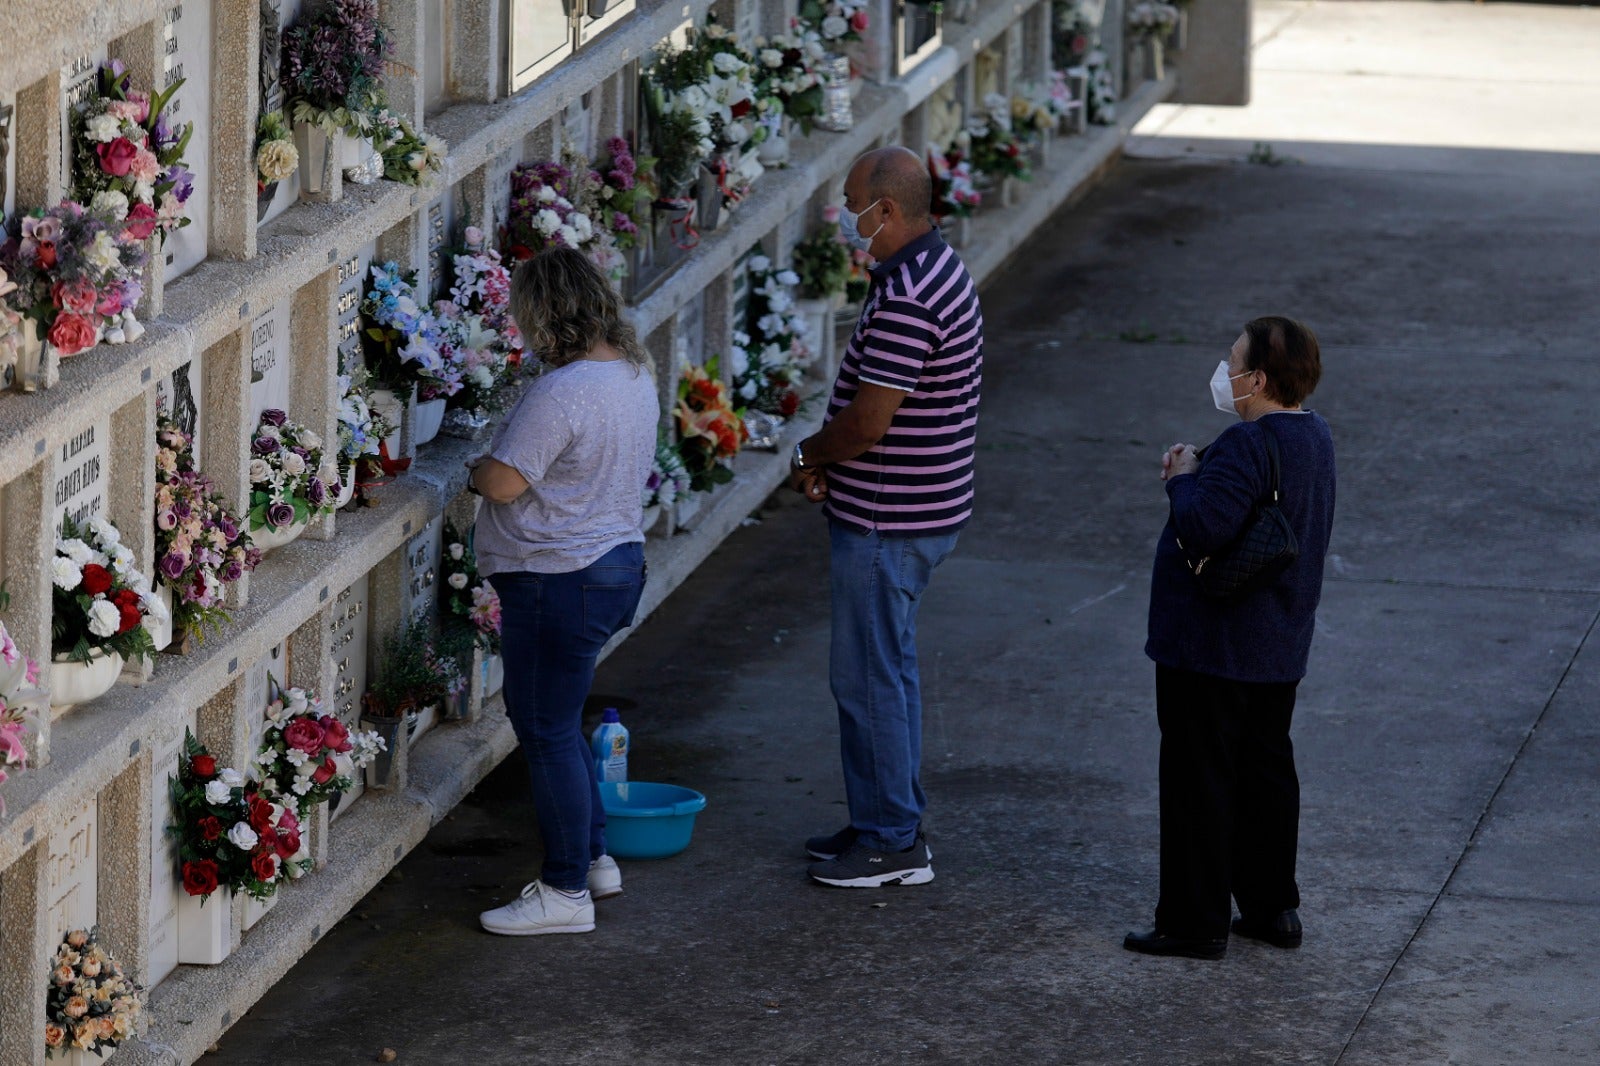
[80,564,113,597]
[181,859,220,897]
[198,815,222,841]
[116,603,142,633]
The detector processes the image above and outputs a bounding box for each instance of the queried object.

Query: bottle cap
[602,707,620,723]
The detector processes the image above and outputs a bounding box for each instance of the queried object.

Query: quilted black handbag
[1179,421,1299,600]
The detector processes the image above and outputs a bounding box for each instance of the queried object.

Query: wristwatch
[792,441,811,471]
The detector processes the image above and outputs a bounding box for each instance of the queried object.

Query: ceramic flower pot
[411,397,447,446]
[241,886,277,931]
[146,583,174,652]
[757,120,791,165]
[335,469,356,509]
[251,517,308,554]
[694,167,723,233]
[257,181,279,222]
[176,887,231,964]
[361,713,405,788]
[49,650,125,711]
[369,386,409,457]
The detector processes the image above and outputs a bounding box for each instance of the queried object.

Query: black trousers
[1155,664,1302,939]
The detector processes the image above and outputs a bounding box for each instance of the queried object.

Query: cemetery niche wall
[0,0,1242,1062]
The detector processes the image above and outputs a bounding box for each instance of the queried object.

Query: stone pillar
[110,391,157,683]
[212,0,261,261]
[0,460,54,763]
[0,842,50,1066]
[1174,0,1250,106]
[287,607,337,867]
[97,756,153,981]
[290,271,340,542]
[201,326,253,551]
[450,0,505,104]
[703,273,735,368]
[13,71,63,209]
[382,0,427,127]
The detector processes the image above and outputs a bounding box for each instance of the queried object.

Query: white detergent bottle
[590,707,629,783]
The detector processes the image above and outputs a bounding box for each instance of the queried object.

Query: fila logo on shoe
[867,856,883,864]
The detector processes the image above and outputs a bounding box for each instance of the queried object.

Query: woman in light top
[467,248,657,936]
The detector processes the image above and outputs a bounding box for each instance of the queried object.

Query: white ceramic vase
[640,504,662,536]
[251,518,308,554]
[412,398,447,446]
[176,887,231,965]
[335,469,356,509]
[146,584,174,652]
[49,650,125,711]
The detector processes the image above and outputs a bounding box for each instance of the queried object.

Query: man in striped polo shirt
[790,146,983,888]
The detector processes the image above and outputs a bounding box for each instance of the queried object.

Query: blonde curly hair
[509,248,651,372]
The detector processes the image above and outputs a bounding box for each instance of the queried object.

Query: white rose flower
[295,757,317,778]
[280,451,306,476]
[288,690,309,714]
[448,572,468,589]
[226,822,259,851]
[86,599,121,637]
[777,269,800,287]
[258,424,281,439]
[300,430,322,449]
[822,15,848,37]
[53,557,84,590]
[761,49,783,68]
[739,379,759,401]
[712,52,746,74]
[219,767,245,788]
[768,290,794,313]
[204,780,232,805]
[90,190,130,220]
[448,543,465,560]
[728,347,750,376]
[249,458,271,484]
[749,255,772,273]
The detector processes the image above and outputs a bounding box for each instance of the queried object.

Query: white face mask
[839,198,884,253]
[1210,360,1255,415]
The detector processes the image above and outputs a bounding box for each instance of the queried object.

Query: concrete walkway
[208,5,1600,1063]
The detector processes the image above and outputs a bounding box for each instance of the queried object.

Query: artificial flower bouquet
[737,255,810,413]
[44,928,142,1058]
[792,208,853,300]
[650,20,769,174]
[1127,0,1181,42]
[675,357,747,492]
[440,520,502,655]
[253,680,384,812]
[0,200,150,358]
[378,112,445,185]
[752,27,828,135]
[170,730,308,903]
[797,0,870,44]
[594,137,655,251]
[1009,92,1062,144]
[438,227,522,414]
[504,155,628,280]
[255,109,300,194]
[360,262,453,400]
[70,60,194,245]
[927,145,982,220]
[0,586,40,814]
[645,432,693,509]
[155,417,261,643]
[247,409,340,541]
[336,355,396,494]
[281,0,392,139]
[52,514,161,667]
[968,94,1032,182]
[642,61,718,201]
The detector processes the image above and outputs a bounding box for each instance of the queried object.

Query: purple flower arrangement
[246,409,340,537]
[154,417,261,642]
[594,138,655,252]
[281,0,391,135]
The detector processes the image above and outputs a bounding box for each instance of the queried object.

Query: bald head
[859,146,932,222]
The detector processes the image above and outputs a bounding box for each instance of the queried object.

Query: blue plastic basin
[599,781,707,860]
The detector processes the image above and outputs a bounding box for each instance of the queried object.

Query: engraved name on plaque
[54,419,109,528]
[327,574,369,820]
[248,301,291,423]
[47,797,99,941]
[162,0,214,277]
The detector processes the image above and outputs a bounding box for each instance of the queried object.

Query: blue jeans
[489,543,645,891]
[829,519,960,852]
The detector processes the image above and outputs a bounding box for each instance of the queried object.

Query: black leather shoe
[1122,928,1227,960]
[1232,909,1303,949]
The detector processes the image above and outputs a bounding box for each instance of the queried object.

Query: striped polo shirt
[822,228,983,534]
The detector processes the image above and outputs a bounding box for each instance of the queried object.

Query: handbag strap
[1256,417,1284,504]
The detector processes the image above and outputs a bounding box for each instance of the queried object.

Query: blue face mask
[839,198,884,253]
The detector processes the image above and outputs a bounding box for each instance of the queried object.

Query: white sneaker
[588,855,623,900]
[479,881,595,936]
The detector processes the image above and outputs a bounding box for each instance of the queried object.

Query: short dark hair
[868,148,933,221]
[1243,316,1321,406]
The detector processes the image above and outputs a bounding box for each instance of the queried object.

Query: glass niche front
[507,0,636,93]
[897,0,943,76]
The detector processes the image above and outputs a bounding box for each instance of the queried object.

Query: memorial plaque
[406,519,441,624]
[162,0,214,278]
[154,356,203,455]
[61,49,108,185]
[425,193,454,300]
[147,710,197,987]
[46,797,98,941]
[327,574,369,820]
[248,301,291,423]
[336,241,378,375]
[243,640,286,756]
[735,0,759,50]
[54,418,109,529]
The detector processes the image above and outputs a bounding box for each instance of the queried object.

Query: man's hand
[790,467,828,502]
[1161,444,1200,481]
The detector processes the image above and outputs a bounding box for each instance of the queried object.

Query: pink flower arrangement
[797,0,869,43]
[251,680,384,815]
[440,520,501,654]
[928,146,982,221]
[593,138,654,252]
[0,201,149,357]
[154,417,262,641]
[438,228,521,413]
[71,61,194,244]
[0,589,40,815]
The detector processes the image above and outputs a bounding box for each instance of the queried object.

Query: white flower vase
[176,888,231,964]
[251,518,308,555]
[408,702,440,747]
[335,469,357,509]
[640,504,662,536]
[10,316,56,393]
[369,386,408,457]
[483,654,504,698]
[338,131,381,185]
[242,886,277,931]
[757,118,791,166]
[795,298,835,371]
[411,398,447,447]
[49,650,125,712]
[146,584,174,652]
[1147,37,1165,81]
[292,122,337,196]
